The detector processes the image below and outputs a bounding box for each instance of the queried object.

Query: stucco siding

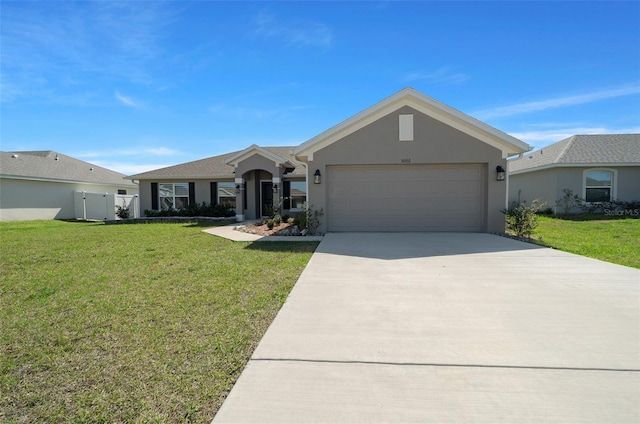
[0,178,138,221]
[616,167,640,201]
[508,166,640,212]
[307,106,507,232]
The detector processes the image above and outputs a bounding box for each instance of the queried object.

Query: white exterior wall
[0,178,138,221]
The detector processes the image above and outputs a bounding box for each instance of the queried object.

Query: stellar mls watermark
[603,208,640,216]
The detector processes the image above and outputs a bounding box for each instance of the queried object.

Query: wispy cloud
[143,147,179,156]
[1,2,174,104]
[209,103,311,119]
[254,10,333,48]
[75,147,182,159]
[115,91,141,108]
[403,68,469,85]
[474,85,640,119]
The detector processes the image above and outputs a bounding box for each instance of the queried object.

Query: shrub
[502,199,546,239]
[144,202,235,218]
[116,201,130,219]
[555,188,584,215]
[266,219,275,230]
[294,203,324,235]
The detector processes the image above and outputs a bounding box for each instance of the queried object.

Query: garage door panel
[327,164,485,232]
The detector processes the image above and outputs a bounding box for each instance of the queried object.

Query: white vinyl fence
[74,192,139,221]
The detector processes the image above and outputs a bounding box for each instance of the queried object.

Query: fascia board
[404,98,530,158]
[132,174,236,180]
[509,163,640,175]
[1,174,138,187]
[224,145,290,166]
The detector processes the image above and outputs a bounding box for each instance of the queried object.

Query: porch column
[235,177,245,222]
[272,176,281,214]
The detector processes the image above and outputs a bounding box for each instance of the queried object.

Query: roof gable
[293,87,531,160]
[0,150,136,187]
[224,144,296,168]
[508,134,640,174]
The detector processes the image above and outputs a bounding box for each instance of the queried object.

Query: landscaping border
[104,216,237,225]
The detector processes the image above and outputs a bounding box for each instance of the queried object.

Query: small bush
[555,188,584,215]
[266,219,275,230]
[294,203,324,235]
[502,199,546,239]
[273,215,282,226]
[287,217,295,224]
[144,202,235,218]
[116,201,130,219]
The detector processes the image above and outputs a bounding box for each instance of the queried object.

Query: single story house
[130,88,531,233]
[0,150,139,221]
[508,134,640,211]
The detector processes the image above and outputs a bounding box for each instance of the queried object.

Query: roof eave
[510,162,640,174]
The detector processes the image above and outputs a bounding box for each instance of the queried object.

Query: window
[585,170,613,203]
[217,182,236,208]
[289,181,306,210]
[159,183,189,209]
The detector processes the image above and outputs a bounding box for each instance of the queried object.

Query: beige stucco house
[508,134,640,212]
[0,151,138,221]
[130,88,531,233]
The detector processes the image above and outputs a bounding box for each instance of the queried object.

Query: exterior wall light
[273,184,279,192]
[314,169,322,184]
[235,184,241,193]
[496,166,506,181]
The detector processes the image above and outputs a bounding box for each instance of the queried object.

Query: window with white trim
[584,170,613,203]
[159,183,189,209]
[217,182,236,208]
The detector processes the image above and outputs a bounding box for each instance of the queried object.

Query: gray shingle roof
[1,150,137,187]
[128,146,305,180]
[508,134,640,173]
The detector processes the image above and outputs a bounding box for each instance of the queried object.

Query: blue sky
[2,1,639,175]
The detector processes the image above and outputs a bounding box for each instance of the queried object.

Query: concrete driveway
[213,233,640,423]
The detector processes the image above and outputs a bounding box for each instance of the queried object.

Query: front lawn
[533,216,640,268]
[0,220,318,423]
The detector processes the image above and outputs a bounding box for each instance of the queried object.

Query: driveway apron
[213,232,640,423]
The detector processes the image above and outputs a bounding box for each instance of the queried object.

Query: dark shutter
[283,181,291,209]
[210,182,218,205]
[243,182,247,210]
[188,182,196,206]
[151,182,158,210]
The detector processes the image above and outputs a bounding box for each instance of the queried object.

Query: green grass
[0,220,318,423]
[533,216,640,268]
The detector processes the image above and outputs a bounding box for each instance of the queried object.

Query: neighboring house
[0,151,139,221]
[508,134,640,211]
[130,88,531,232]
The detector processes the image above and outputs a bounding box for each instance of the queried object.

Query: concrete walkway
[202,222,324,242]
[213,233,640,423]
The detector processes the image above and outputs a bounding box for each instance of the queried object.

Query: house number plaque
[401,158,411,163]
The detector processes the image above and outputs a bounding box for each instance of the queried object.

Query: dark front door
[261,182,273,217]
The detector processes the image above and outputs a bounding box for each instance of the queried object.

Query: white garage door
[327,164,485,232]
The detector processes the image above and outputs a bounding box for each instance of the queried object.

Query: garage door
[327,164,485,232]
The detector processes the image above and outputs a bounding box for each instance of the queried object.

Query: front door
[261,182,273,217]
